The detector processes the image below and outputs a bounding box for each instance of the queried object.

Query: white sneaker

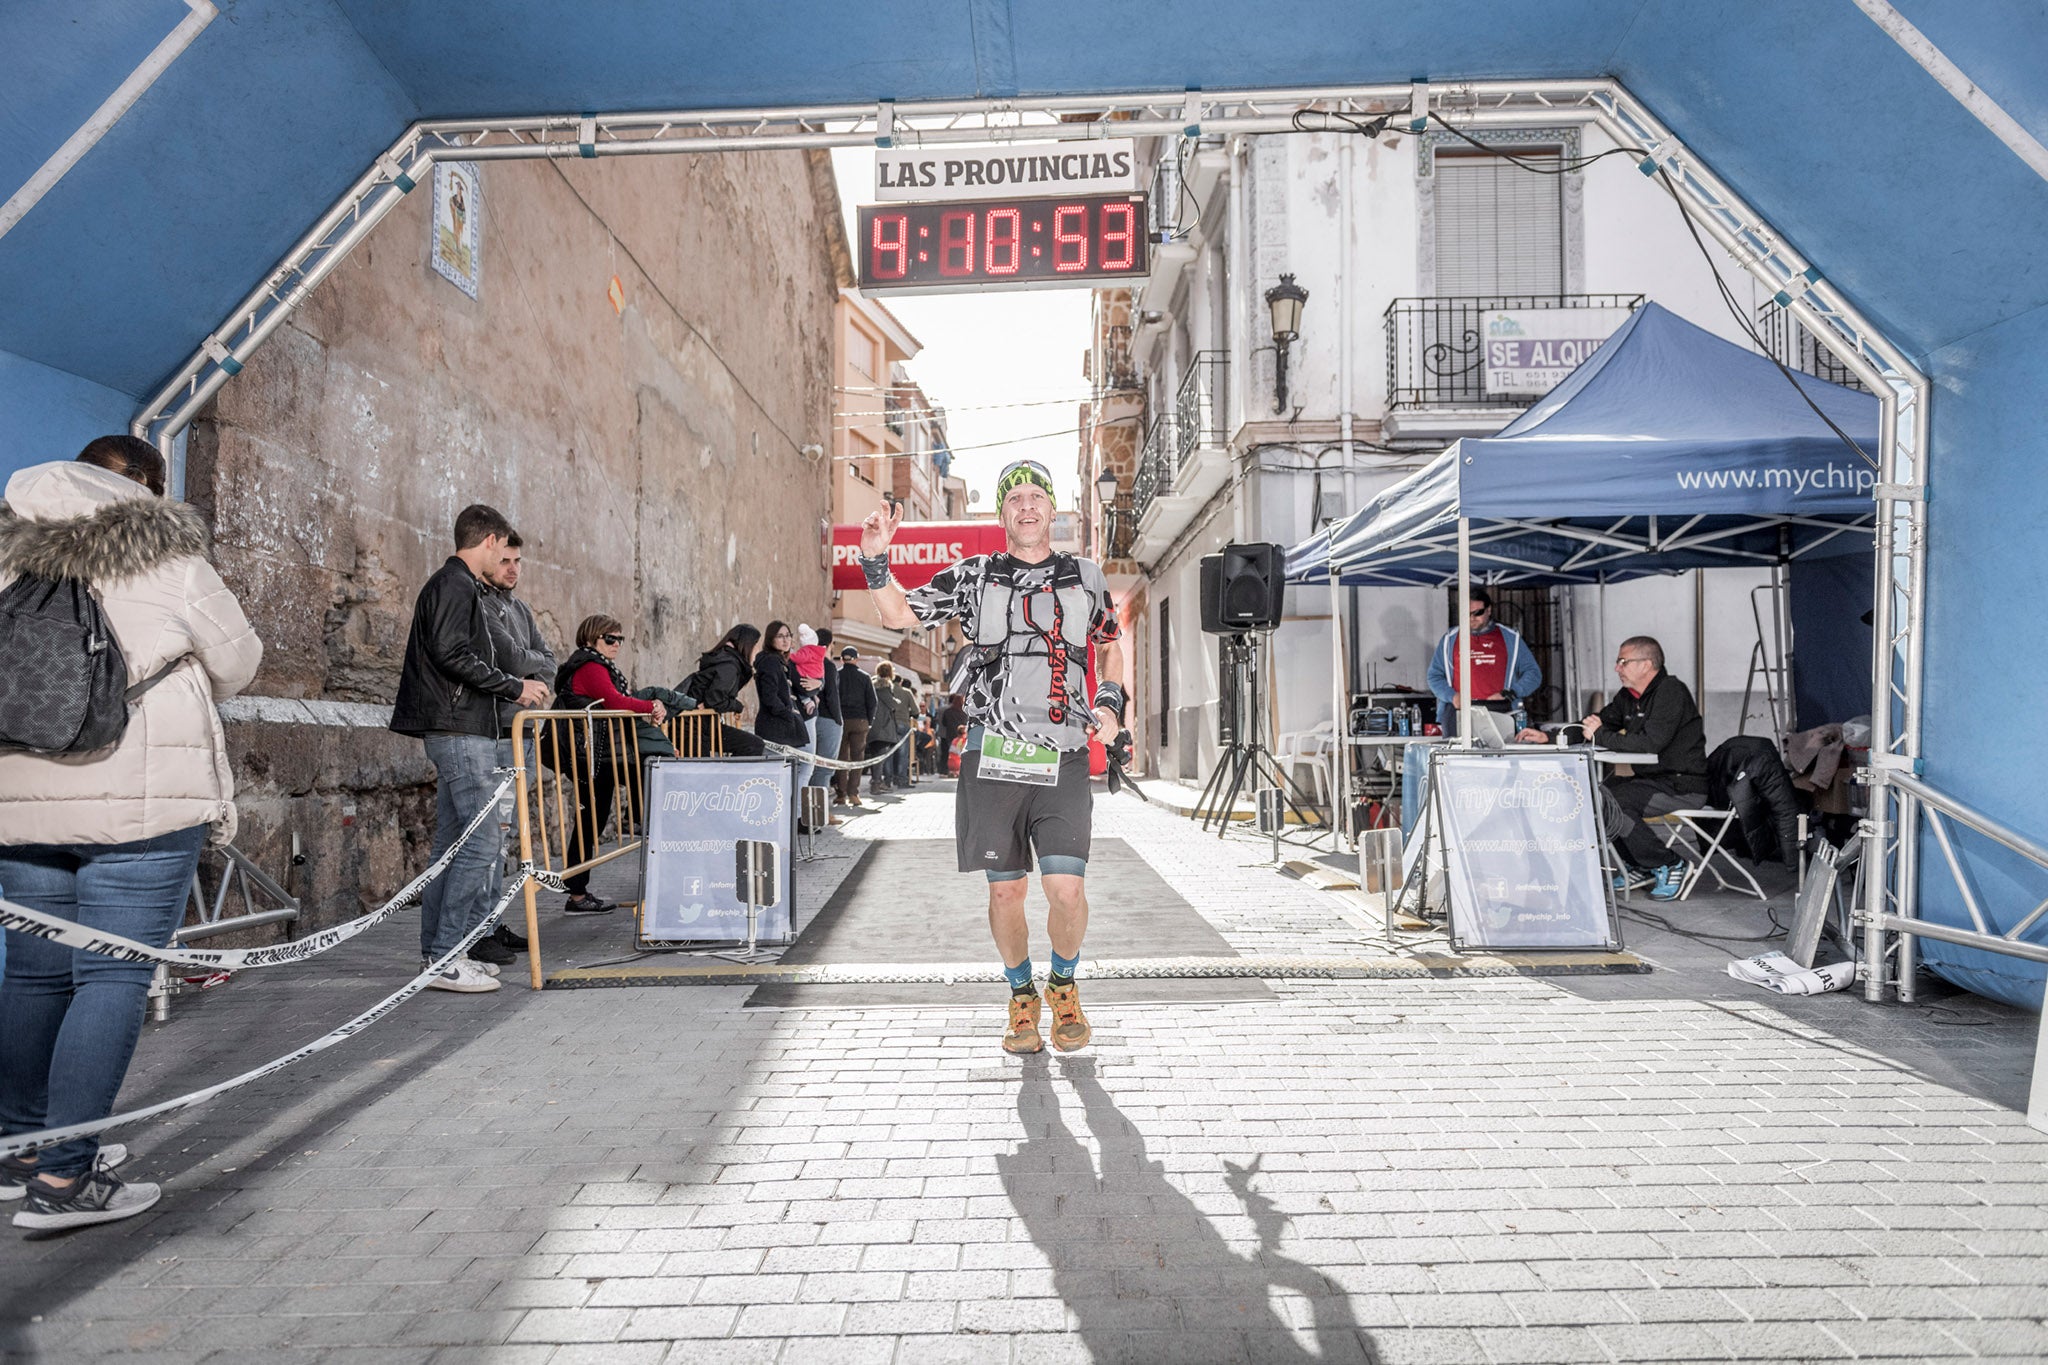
[11,1166,161,1231]
[1,1143,127,1202]
[422,955,499,979]
[426,960,501,993]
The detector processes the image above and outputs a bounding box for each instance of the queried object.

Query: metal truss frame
[132,78,1945,1019]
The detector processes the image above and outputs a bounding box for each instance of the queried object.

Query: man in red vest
[1426,586,1541,736]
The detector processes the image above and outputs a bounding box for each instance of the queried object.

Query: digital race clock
[857,193,1150,294]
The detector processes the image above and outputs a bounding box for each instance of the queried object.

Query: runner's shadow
[997,1055,1378,1363]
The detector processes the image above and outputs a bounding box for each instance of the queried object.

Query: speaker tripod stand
[1191,632,1328,841]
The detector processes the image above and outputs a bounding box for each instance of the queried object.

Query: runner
[858,460,1127,1054]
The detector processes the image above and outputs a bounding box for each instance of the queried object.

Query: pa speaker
[1199,542,1286,633]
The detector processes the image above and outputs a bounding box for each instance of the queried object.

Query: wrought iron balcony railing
[1174,350,1229,467]
[1100,503,1137,561]
[1131,412,1180,525]
[1384,294,1645,409]
[1755,302,1870,393]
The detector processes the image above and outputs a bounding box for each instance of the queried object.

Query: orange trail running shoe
[1003,991,1043,1054]
[1044,981,1091,1052]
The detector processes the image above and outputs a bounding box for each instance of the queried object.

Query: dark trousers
[719,723,765,757]
[1604,774,1706,869]
[834,720,870,802]
[564,765,617,896]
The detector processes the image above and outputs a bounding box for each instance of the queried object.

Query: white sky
[829,147,1092,511]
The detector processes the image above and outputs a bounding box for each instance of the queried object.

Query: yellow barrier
[510,707,726,989]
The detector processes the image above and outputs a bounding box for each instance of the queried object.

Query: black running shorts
[955,731,1093,875]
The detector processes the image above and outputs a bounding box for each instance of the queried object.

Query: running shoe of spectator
[1,1144,127,1201]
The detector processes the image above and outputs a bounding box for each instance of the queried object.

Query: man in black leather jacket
[391,504,549,993]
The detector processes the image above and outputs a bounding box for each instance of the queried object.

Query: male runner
[858,460,1127,1054]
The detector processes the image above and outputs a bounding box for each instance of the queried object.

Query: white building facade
[1082,122,1856,789]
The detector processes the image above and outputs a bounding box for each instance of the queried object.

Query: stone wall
[185,149,845,932]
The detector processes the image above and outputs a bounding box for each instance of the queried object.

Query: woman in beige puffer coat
[0,440,261,1232]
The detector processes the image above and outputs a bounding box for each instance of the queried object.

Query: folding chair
[1649,808,1769,901]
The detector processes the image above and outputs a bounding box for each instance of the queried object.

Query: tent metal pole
[1458,519,1473,750]
[1330,583,1352,851]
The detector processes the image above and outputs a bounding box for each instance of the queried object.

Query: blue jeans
[809,718,842,789]
[795,717,818,791]
[889,739,911,788]
[0,824,207,1178]
[420,733,504,959]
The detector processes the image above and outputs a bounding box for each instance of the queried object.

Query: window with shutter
[1433,152,1564,296]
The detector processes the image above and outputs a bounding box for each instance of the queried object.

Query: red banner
[830,521,1008,590]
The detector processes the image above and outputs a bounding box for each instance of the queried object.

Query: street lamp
[1264,273,1309,413]
[1095,468,1121,558]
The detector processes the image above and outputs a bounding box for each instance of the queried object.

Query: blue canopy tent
[1289,301,1880,856]
[1290,303,1881,590]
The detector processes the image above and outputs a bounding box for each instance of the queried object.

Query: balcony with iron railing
[1174,350,1229,468]
[1100,503,1137,563]
[1755,302,1869,393]
[1131,411,1180,528]
[1384,293,1646,410]
[1380,293,1645,444]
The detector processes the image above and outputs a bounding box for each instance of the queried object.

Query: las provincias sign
[829,521,1010,590]
[874,139,1138,203]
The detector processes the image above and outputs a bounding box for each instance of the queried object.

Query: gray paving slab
[2,788,2046,1364]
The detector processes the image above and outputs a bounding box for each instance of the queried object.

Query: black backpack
[0,574,181,755]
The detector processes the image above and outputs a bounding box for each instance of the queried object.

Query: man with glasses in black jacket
[1583,635,1708,902]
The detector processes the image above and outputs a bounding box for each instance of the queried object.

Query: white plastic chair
[1279,720,1337,812]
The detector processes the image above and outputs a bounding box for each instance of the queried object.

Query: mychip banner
[641,758,796,944]
[1430,749,1620,951]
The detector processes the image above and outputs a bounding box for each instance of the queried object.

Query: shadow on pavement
[1544,868,2039,1111]
[998,1054,1379,1363]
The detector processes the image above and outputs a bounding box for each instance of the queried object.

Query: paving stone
[2,790,2044,1364]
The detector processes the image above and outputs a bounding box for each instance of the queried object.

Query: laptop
[1465,707,1518,749]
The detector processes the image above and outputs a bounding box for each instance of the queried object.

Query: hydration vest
[951,552,1094,731]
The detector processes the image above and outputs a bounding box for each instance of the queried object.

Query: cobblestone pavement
[4,785,2047,1364]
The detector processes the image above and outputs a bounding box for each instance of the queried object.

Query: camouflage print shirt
[904,552,1120,752]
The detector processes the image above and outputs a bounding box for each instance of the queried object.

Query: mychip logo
[661,778,784,827]
[1454,771,1583,825]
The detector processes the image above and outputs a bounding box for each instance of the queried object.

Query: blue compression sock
[1048,948,1079,987]
[1004,958,1035,994]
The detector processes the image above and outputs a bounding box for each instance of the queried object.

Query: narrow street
[4,784,2044,1363]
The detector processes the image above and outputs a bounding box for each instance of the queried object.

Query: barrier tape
[761,727,911,772]
[0,873,528,1159]
[0,776,516,972]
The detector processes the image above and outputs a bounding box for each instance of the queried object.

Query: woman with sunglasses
[551,615,665,914]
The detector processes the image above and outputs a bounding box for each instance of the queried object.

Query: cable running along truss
[132,79,1934,1008]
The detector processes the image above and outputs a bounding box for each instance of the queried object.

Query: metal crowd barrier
[1861,771,2048,1132]
[509,707,725,989]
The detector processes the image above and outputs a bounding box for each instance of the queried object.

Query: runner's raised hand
[860,499,902,557]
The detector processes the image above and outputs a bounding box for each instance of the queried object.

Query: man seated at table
[1583,635,1708,901]
[1427,586,1541,737]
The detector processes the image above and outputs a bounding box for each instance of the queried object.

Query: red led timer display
[858,194,1150,293]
